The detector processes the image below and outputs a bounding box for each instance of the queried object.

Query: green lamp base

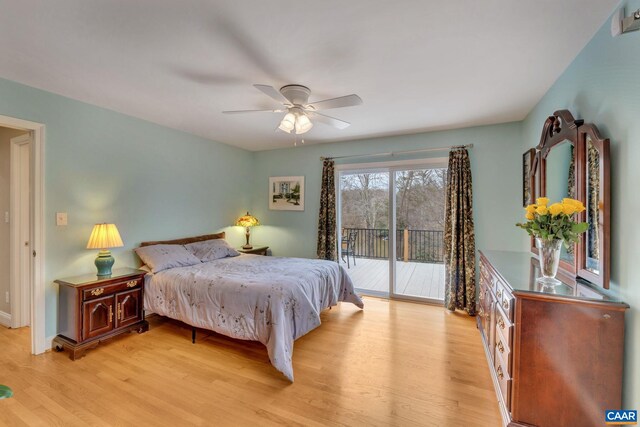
[0,385,13,399]
[95,249,115,277]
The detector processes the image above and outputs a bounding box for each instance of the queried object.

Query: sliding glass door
[393,167,447,300]
[339,169,390,297]
[338,160,447,302]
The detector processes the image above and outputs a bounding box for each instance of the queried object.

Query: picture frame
[523,148,536,207]
[269,176,305,211]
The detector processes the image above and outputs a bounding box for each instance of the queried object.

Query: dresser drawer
[496,281,514,321]
[495,305,513,344]
[495,322,512,375]
[494,348,512,411]
[82,278,142,301]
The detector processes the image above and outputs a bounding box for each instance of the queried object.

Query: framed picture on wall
[269,176,305,211]
[523,148,536,207]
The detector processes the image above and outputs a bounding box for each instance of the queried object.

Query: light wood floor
[0,298,501,426]
[342,258,445,299]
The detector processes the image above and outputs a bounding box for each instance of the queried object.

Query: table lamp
[235,212,260,249]
[86,223,124,277]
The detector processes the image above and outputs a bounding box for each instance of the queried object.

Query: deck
[340,257,445,300]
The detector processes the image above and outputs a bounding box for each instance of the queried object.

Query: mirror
[544,140,576,264]
[533,110,582,276]
[577,124,610,289]
[584,136,600,274]
[531,111,611,289]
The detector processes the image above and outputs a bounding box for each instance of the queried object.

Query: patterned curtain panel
[317,159,337,261]
[444,147,476,315]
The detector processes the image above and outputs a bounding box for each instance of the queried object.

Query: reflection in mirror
[545,140,576,263]
[585,136,601,274]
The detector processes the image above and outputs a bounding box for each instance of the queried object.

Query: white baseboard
[0,311,11,328]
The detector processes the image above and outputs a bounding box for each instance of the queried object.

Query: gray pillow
[134,244,201,273]
[185,239,240,262]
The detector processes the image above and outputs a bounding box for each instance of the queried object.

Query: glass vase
[535,238,563,286]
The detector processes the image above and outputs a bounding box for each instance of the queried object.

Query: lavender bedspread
[144,254,363,381]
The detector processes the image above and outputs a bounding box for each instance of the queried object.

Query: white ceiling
[0,1,618,151]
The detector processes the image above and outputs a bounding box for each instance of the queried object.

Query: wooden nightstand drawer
[237,246,269,256]
[82,278,142,301]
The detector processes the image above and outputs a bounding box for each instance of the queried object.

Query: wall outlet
[56,212,68,226]
[4,212,8,223]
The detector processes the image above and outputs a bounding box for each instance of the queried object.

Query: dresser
[54,268,149,360]
[478,250,628,427]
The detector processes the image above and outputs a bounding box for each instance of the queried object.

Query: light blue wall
[522,2,640,407]
[0,77,253,338]
[250,122,524,259]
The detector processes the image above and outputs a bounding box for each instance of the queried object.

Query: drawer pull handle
[502,300,509,310]
[497,366,504,380]
[497,317,505,330]
[498,341,504,354]
[91,288,104,296]
[109,305,113,323]
[126,280,138,288]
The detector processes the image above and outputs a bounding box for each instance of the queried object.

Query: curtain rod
[320,144,473,161]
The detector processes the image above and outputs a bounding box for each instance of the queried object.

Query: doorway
[10,134,32,328]
[0,115,46,355]
[337,159,448,303]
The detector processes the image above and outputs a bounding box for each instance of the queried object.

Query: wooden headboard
[139,232,225,247]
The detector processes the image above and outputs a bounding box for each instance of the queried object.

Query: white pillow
[134,244,201,273]
[185,239,240,262]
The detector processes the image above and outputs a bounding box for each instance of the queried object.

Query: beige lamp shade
[235,212,260,227]
[86,223,124,249]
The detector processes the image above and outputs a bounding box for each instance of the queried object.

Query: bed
[138,233,364,382]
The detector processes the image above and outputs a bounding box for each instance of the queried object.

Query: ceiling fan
[223,84,363,135]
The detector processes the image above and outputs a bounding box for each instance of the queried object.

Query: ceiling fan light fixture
[278,112,296,133]
[295,112,313,134]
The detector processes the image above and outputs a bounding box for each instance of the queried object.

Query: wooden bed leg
[192,327,196,344]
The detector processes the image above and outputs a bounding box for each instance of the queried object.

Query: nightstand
[53,268,149,360]
[238,246,269,256]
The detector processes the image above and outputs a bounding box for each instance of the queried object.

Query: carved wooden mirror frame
[529,110,611,289]
[577,123,610,289]
[530,110,584,277]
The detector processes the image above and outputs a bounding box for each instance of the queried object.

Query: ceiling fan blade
[307,112,351,130]
[253,84,291,105]
[307,94,362,111]
[222,109,284,114]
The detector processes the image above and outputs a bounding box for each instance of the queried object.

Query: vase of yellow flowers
[516,197,588,285]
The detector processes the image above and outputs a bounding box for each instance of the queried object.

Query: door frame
[1,114,46,355]
[336,157,448,304]
[10,134,32,328]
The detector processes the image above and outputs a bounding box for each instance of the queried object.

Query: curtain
[444,147,476,315]
[317,159,337,261]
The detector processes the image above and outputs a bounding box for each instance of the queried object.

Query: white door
[10,134,32,328]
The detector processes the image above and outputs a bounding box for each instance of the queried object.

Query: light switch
[56,212,68,226]
[4,212,8,223]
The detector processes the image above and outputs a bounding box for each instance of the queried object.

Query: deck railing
[342,228,444,263]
